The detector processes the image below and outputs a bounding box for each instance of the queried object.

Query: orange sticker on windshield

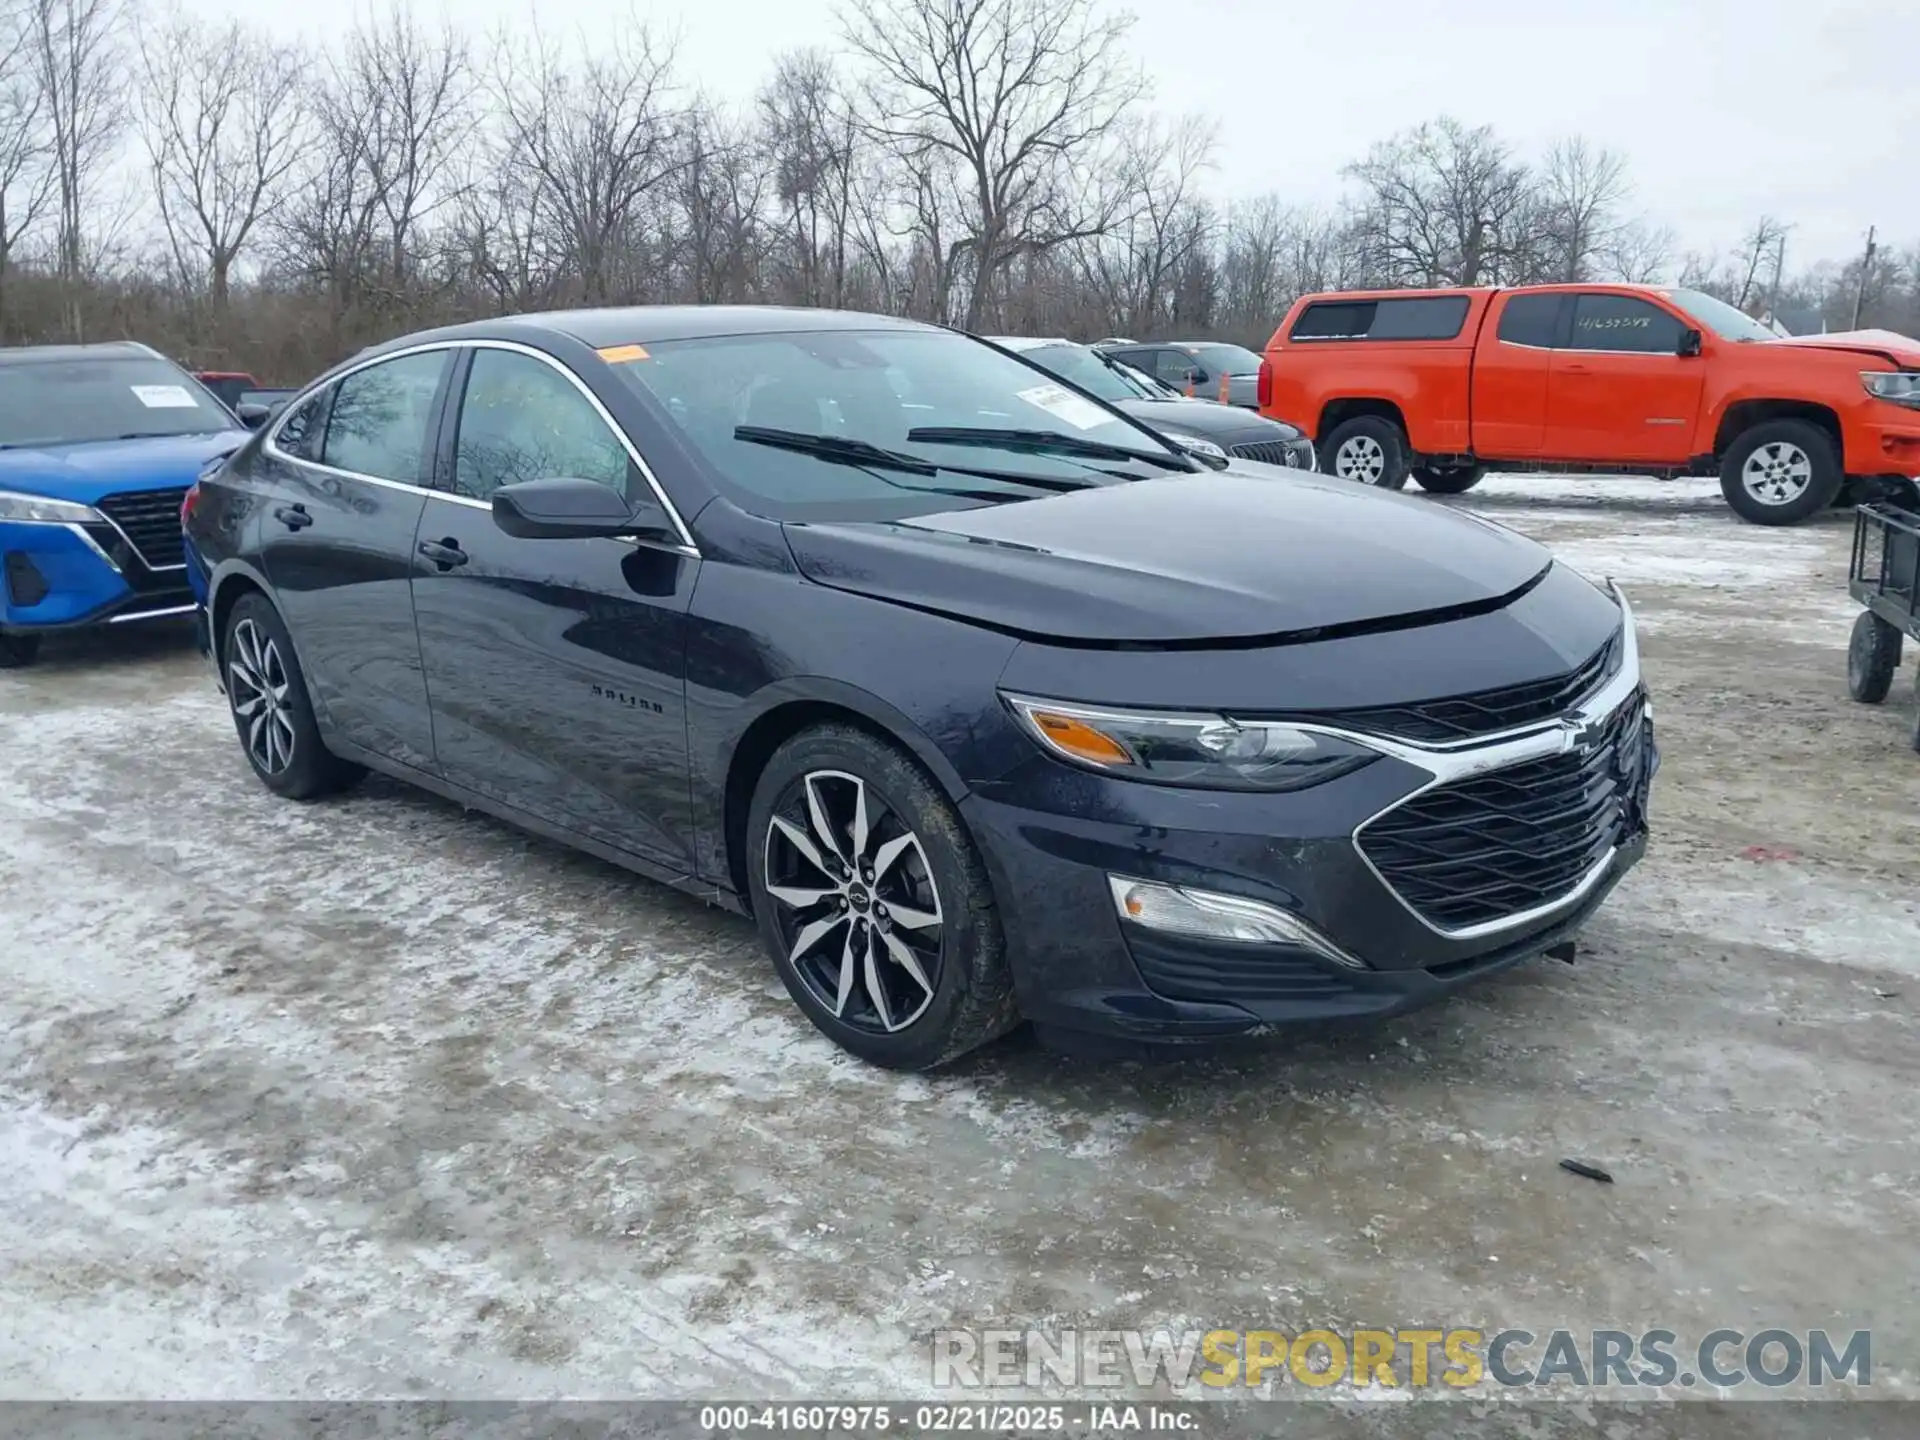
[597,344,649,363]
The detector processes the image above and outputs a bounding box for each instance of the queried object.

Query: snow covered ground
[1,474,1915,1411]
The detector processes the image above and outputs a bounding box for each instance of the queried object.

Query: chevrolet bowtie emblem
[1563,716,1605,754]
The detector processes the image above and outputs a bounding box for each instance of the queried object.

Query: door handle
[417,538,469,571]
[1562,362,1592,374]
[272,503,312,531]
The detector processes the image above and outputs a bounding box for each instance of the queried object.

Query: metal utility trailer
[1846,502,1920,751]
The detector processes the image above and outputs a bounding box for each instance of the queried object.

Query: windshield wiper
[905,425,1194,472]
[733,425,1100,497]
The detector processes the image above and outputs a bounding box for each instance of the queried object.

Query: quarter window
[452,349,633,502]
[1496,294,1563,348]
[274,390,329,460]
[1568,294,1686,354]
[321,351,449,483]
[1290,297,1470,342]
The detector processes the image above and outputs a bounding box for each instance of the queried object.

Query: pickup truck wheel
[1321,418,1410,490]
[1848,612,1902,704]
[1720,421,1842,525]
[1411,463,1485,495]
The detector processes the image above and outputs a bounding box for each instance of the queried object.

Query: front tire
[1411,463,1486,495]
[1320,416,1410,490]
[1719,420,1842,525]
[222,593,364,799]
[1848,613,1902,704]
[746,724,1018,1070]
[0,631,41,668]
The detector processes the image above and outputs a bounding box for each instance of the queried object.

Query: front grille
[1311,632,1621,744]
[1230,439,1308,468]
[1358,692,1648,932]
[95,487,189,570]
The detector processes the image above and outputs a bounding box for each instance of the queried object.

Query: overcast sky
[187,0,1917,272]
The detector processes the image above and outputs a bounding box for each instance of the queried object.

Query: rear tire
[1320,416,1410,490]
[221,592,364,799]
[0,631,40,668]
[1411,463,1486,495]
[1719,420,1842,525]
[1848,613,1902,704]
[746,724,1018,1071]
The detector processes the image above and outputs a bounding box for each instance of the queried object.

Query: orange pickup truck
[1259,283,1920,524]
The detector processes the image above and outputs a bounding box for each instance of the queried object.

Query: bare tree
[1603,219,1674,284]
[1076,113,1214,335]
[1731,215,1789,310]
[841,0,1146,329]
[329,4,470,290]
[1537,137,1627,282]
[758,50,866,308]
[136,8,305,303]
[1346,118,1534,287]
[493,17,684,304]
[25,0,122,337]
[0,0,53,327]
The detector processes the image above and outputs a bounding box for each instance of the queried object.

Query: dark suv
[1096,340,1265,409]
[184,306,1655,1069]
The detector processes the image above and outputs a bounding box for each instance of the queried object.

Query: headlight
[1003,694,1378,791]
[1861,371,1920,408]
[0,488,104,524]
[1161,430,1226,461]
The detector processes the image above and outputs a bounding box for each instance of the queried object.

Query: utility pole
[1851,225,1877,329]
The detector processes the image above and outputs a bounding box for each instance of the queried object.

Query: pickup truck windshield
[1662,289,1778,343]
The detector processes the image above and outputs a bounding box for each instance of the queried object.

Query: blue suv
[0,342,254,667]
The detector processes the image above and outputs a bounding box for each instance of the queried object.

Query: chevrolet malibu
[183,307,1656,1070]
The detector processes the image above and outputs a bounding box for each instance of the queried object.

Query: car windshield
[1187,343,1263,375]
[606,328,1186,520]
[1113,361,1180,399]
[0,356,235,448]
[1020,344,1139,403]
[1662,288,1778,343]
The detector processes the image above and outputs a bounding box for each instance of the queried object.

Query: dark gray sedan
[1093,339,1264,410]
[989,337,1315,470]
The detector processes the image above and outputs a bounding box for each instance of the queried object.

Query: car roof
[0,340,160,367]
[352,305,947,363]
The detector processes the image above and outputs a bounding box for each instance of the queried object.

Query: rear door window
[1496,294,1563,348]
[321,350,450,483]
[1568,294,1686,354]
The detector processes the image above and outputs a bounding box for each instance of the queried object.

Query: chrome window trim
[260,337,702,558]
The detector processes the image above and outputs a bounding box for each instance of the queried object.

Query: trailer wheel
[1847,612,1902,704]
[1411,463,1485,494]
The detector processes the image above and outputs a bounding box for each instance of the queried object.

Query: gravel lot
[3,475,1917,1411]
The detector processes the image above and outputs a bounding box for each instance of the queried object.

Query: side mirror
[236,402,271,429]
[1677,327,1703,358]
[492,476,674,541]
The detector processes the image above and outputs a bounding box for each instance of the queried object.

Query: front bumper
[963,600,1656,1048]
[0,519,194,632]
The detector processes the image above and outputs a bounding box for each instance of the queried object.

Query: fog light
[1107,875,1367,968]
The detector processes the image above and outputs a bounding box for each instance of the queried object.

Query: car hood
[782,469,1552,644]
[1115,398,1302,442]
[1762,329,1920,367]
[0,431,250,504]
